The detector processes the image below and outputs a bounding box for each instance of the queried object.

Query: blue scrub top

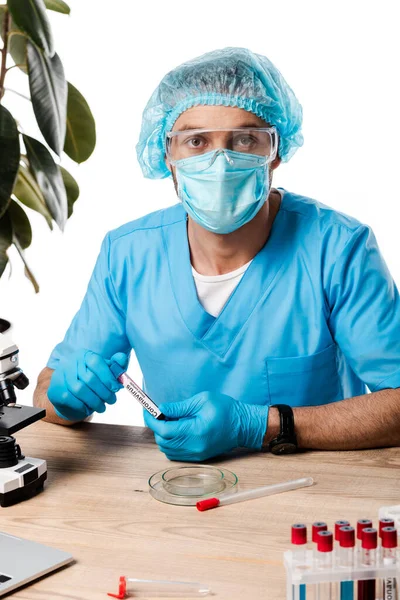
[47,189,400,409]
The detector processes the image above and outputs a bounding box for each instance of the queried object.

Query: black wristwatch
[268,404,298,455]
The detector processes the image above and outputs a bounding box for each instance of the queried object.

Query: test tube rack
[284,547,399,599]
[380,506,400,529]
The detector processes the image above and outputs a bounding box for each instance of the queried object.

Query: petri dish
[162,466,226,496]
[148,465,238,506]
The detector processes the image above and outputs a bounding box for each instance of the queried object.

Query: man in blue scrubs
[34,48,400,460]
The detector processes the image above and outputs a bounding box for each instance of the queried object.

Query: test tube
[316,530,334,600]
[379,519,395,539]
[108,576,211,598]
[291,524,307,600]
[312,522,328,564]
[197,477,314,511]
[338,526,355,600]
[375,522,395,600]
[335,520,350,542]
[381,527,397,600]
[357,519,373,562]
[358,527,377,600]
[312,522,328,543]
[357,520,373,545]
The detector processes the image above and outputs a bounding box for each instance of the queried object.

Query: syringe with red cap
[316,530,334,600]
[291,524,307,600]
[381,526,397,600]
[358,528,377,600]
[338,526,355,600]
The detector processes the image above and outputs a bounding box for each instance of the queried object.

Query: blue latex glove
[143,391,269,462]
[48,350,129,421]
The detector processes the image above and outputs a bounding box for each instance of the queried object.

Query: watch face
[271,441,297,455]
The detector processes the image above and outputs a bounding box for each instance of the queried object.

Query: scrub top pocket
[266,344,342,407]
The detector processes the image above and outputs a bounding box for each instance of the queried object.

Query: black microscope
[0,329,47,507]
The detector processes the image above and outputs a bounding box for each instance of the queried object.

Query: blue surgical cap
[136,47,304,179]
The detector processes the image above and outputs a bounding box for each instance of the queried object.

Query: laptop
[0,531,73,596]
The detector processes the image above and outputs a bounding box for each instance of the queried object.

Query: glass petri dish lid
[149,465,238,506]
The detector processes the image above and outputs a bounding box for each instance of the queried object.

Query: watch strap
[273,404,295,438]
[268,404,297,451]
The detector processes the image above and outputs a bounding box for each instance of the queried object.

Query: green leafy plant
[0,0,96,291]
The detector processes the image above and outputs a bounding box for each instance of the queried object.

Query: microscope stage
[0,405,46,435]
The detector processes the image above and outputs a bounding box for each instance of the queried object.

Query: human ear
[164,155,172,172]
[270,155,281,171]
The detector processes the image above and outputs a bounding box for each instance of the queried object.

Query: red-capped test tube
[357,519,373,547]
[292,524,307,564]
[339,527,356,600]
[339,526,356,567]
[316,531,334,600]
[291,524,307,600]
[317,531,334,565]
[312,522,328,543]
[107,576,210,598]
[358,528,377,600]
[379,518,395,539]
[335,520,350,542]
[382,526,397,563]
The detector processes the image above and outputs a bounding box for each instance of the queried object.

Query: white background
[1,0,399,426]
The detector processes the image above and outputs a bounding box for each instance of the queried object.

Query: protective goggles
[165,127,278,165]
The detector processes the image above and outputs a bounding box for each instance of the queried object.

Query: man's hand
[144,391,269,462]
[47,350,129,421]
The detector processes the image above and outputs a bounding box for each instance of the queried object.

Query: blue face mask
[174,149,270,234]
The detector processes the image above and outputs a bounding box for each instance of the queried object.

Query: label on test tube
[118,372,165,420]
[382,527,397,600]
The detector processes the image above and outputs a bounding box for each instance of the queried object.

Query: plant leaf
[23,261,40,293]
[0,105,20,219]
[8,199,32,249]
[7,0,54,57]
[23,134,67,230]
[13,238,39,292]
[13,164,53,228]
[9,31,28,72]
[27,41,67,156]
[44,0,70,14]
[64,82,96,163]
[0,7,28,73]
[0,210,12,278]
[60,166,79,218]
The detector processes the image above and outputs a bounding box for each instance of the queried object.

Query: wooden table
[2,421,399,599]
